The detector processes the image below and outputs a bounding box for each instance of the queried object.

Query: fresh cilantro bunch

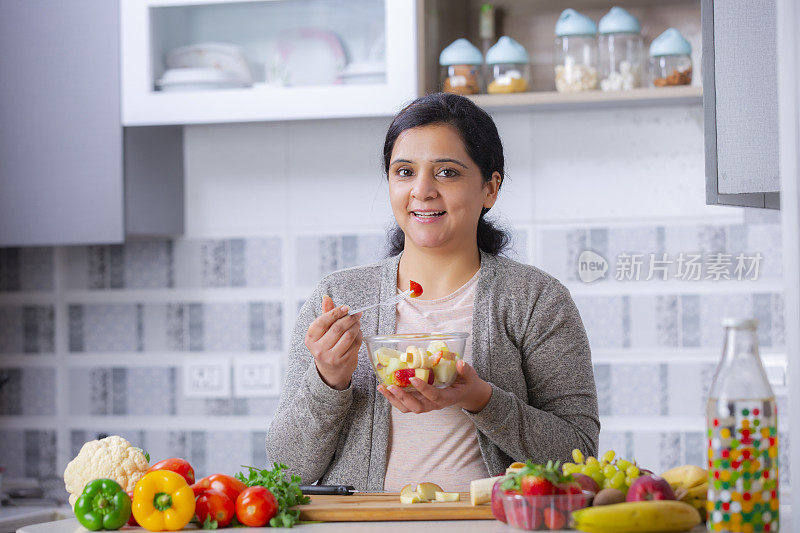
[236,462,310,528]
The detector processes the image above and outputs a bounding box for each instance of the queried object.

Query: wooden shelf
[466,85,703,111]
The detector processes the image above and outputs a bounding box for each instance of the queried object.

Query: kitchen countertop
[13,517,727,533]
[0,506,71,533]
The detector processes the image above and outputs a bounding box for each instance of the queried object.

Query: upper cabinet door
[121,0,418,125]
[703,0,780,209]
[0,0,125,246]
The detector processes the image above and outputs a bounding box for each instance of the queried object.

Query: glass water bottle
[706,318,779,532]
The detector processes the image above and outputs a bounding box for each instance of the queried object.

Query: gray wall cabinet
[703,0,780,209]
[0,0,183,247]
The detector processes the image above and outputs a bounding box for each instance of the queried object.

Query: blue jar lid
[486,36,529,65]
[649,28,692,57]
[598,7,641,35]
[439,38,483,66]
[555,9,597,37]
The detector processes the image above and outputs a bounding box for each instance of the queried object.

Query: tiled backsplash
[0,110,791,502]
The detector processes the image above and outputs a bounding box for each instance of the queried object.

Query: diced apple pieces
[375,347,402,366]
[434,491,460,502]
[426,340,449,355]
[414,368,430,382]
[416,482,443,502]
[432,359,457,384]
[402,346,425,368]
[399,484,421,504]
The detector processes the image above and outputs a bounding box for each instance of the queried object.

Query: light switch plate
[183,356,231,398]
[233,356,281,397]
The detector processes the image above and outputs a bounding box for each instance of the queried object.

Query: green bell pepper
[74,478,132,530]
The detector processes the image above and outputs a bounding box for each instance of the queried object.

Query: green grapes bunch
[562,449,642,494]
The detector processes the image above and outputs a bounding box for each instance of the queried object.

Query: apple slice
[404,346,425,368]
[416,482,443,502]
[414,368,430,383]
[400,484,420,504]
[434,491,460,502]
[433,359,457,384]
[375,347,402,366]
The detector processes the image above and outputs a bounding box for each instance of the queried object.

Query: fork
[347,288,413,316]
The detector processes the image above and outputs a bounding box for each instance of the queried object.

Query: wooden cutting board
[295,492,495,522]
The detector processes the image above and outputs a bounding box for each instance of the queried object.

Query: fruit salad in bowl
[363,333,468,390]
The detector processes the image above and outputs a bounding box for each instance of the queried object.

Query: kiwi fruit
[592,488,626,506]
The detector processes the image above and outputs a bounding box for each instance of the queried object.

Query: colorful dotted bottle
[706,318,779,533]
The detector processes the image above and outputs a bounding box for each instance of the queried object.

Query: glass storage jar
[486,36,530,94]
[554,9,598,92]
[439,38,484,95]
[598,7,643,91]
[649,28,692,87]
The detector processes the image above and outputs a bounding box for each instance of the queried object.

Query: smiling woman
[265,93,600,493]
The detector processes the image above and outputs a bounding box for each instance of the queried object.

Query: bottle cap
[649,28,692,57]
[439,38,483,66]
[486,36,529,65]
[598,7,641,35]
[555,9,598,37]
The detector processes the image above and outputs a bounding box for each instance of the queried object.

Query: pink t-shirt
[382,269,489,492]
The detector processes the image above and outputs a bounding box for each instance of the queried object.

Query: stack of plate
[157,43,253,92]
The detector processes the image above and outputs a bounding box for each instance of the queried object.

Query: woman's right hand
[305,295,363,391]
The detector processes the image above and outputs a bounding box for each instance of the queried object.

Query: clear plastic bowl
[501,492,594,530]
[363,333,468,391]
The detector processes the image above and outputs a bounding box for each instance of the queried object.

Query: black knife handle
[299,484,355,496]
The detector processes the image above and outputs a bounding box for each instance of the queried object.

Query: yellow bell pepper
[132,470,195,531]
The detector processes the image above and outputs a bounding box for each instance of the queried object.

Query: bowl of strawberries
[493,461,594,531]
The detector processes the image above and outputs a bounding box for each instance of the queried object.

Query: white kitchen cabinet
[120,0,418,125]
[0,0,184,247]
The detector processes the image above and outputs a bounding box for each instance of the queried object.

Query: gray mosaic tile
[79,304,141,352]
[202,240,229,287]
[746,224,782,279]
[127,368,175,416]
[166,304,186,351]
[593,364,611,416]
[244,237,282,287]
[188,303,204,351]
[597,431,630,459]
[658,432,682,472]
[111,368,127,416]
[204,303,249,351]
[752,293,774,348]
[772,294,785,347]
[656,296,678,347]
[698,225,726,254]
[90,368,111,415]
[0,248,21,291]
[0,430,25,477]
[205,431,252,476]
[20,368,56,415]
[699,294,753,348]
[19,248,54,291]
[0,307,24,353]
[24,430,57,478]
[252,431,268,467]
[610,364,661,416]
[87,245,108,289]
[683,432,705,467]
[665,364,706,417]
[124,241,172,288]
[573,296,627,349]
[0,369,22,414]
[680,295,701,347]
[24,306,55,353]
[230,239,246,287]
[249,303,267,351]
[109,245,125,289]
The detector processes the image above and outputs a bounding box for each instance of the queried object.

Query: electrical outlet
[183,357,231,398]
[233,356,281,397]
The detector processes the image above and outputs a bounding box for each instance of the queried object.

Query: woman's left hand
[377,359,493,414]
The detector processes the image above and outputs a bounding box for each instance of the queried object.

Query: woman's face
[387,124,499,253]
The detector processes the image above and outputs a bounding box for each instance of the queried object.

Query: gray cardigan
[265,250,600,490]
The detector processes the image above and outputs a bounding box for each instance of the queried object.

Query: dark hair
[383,92,510,257]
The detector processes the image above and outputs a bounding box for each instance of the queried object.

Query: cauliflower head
[63,435,150,507]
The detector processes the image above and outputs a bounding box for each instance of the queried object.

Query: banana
[571,501,701,533]
[661,465,708,490]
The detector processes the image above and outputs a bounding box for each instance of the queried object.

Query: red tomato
[192,474,247,502]
[126,491,138,526]
[146,457,195,485]
[195,489,235,528]
[235,486,278,527]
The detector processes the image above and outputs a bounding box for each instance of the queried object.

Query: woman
[266,93,599,492]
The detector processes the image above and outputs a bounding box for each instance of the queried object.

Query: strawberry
[409,280,423,298]
[520,475,555,496]
[393,369,416,387]
[543,508,566,530]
